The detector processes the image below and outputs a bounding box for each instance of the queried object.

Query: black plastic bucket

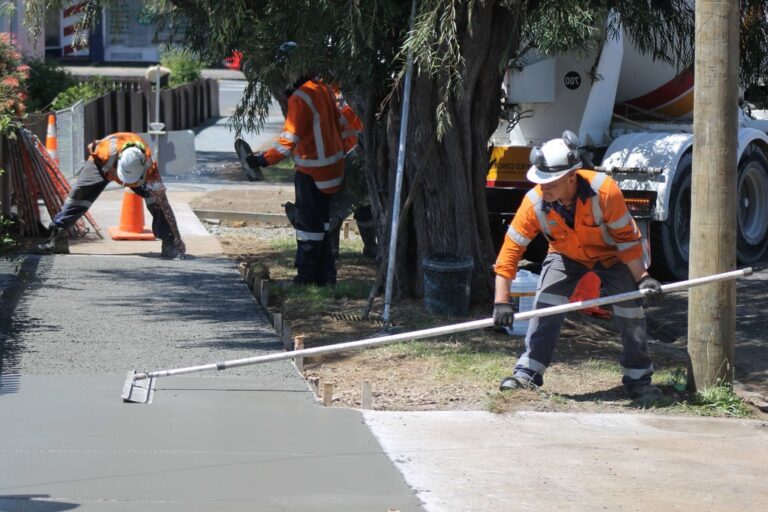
[422,253,474,317]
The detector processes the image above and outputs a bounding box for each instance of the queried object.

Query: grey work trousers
[514,253,654,388]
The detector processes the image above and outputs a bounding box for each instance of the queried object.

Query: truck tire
[650,153,692,281]
[736,145,768,265]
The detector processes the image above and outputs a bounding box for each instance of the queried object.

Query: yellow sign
[488,146,531,183]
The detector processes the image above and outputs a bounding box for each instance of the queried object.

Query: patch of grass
[579,358,622,377]
[684,384,753,418]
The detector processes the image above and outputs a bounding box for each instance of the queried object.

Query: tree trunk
[367,3,519,304]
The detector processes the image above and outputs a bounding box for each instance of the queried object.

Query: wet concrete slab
[0,375,422,511]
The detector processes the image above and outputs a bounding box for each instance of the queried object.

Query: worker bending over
[492,131,664,401]
[35,132,186,259]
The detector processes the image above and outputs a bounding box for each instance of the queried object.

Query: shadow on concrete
[0,255,43,394]
[0,495,79,511]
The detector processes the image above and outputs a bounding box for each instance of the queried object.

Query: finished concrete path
[0,253,423,511]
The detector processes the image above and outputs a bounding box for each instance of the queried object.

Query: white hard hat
[526,130,582,184]
[117,146,148,184]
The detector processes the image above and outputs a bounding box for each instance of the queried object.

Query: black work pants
[294,171,335,285]
[52,159,173,242]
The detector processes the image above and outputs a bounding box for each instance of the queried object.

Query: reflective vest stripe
[293,89,327,160]
[527,189,551,239]
[313,175,344,190]
[536,292,570,306]
[616,240,640,252]
[507,226,531,246]
[607,211,632,230]
[294,151,345,167]
[517,356,548,374]
[295,229,325,241]
[272,142,292,156]
[281,131,299,143]
[612,305,645,319]
[622,365,654,379]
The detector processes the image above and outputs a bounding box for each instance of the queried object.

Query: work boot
[161,239,184,260]
[358,224,379,259]
[33,225,70,255]
[626,383,663,401]
[234,138,265,181]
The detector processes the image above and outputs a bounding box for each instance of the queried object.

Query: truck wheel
[650,153,692,281]
[737,146,768,265]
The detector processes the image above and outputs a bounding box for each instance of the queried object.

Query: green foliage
[0,32,29,135]
[51,76,110,110]
[686,382,753,417]
[160,48,203,87]
[0,212,16,249]
[23,59,76,113]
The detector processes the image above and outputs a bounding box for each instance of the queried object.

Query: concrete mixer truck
[486,26,768,281]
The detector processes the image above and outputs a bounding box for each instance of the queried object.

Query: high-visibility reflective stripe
[313,175,344,190]
[517,356,548,374]
[294,89,327,160]
[103,136,119,171]
[612,305,645,319]
[272,142,293,156]
[281,131,299,143]
[341,129,357,138]
[622,365,654,379]
[64,198,93,208]
[324,222,330,231]
[294,151,345,167]
[590,195,604,226]
[536,292,570,306]
[527,189,551,238]
[295,229,325,241]
[616,240,640,252]
[607,211,632,229]
[507,226,531,246]
[590,171,607,191]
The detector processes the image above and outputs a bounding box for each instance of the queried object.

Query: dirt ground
[189,188,766,417]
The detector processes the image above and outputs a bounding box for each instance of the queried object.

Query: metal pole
[383,0,417,323]
[129,268,752,382]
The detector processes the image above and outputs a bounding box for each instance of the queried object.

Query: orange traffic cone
[45,114,58,162]
[570,271,611,318]
[107,191,156,240]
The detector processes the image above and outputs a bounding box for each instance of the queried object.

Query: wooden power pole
[688,1,739,390]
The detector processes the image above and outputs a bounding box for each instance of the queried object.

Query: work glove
[637,275,663,301]
[493,303,515,327]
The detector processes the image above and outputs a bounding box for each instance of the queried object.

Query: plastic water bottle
[505,269,539,336]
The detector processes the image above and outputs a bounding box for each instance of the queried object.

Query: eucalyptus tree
[25,1,768,304]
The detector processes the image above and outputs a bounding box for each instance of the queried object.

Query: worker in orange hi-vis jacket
[235,42,346,286]
[33,132,185,259]
[492,130,664,401]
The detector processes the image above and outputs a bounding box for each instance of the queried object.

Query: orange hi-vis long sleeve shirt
[88,132,161,189]
[495,170,645,281]
[263,78,345,194]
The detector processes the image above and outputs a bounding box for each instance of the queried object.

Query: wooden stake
[273,312,282,337]
[343,220,349,239]
[323,382,334,406]
[281,324,293,351]
[259,279,269,307]
[361,381,372,409]
[293,336,305,372]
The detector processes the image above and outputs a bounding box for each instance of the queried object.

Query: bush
[24,59,76,113]
[0,32,29,134]
[51,76,111,110]
[160,48,203,87]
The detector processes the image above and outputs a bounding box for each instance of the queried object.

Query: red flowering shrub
[0,32,29,131]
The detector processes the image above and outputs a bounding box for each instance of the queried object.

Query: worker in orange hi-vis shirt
[492,131,664,401]
[34,132,185,259]
[235,42,346,286]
